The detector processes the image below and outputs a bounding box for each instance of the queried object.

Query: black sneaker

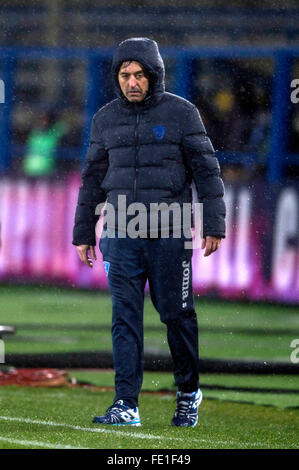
[171,388,202,427]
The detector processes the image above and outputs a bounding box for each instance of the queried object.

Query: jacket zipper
[133,112,140,201]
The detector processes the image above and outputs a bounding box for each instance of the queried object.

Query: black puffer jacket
[72,38,225,246]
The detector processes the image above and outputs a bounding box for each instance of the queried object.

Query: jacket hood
[111,37,165,104]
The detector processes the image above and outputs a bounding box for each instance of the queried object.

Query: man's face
[118,61,149,103]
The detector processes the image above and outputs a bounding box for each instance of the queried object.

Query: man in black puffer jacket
[73,38,225,427]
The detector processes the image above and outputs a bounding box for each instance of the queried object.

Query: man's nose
[128,76,138,88]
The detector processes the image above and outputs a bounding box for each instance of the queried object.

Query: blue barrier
[0,45,299,183]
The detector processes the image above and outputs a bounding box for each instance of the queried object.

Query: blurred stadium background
[0,0,299,449]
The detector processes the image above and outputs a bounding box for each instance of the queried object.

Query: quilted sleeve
[181,104,226,238]
[72,116,109,246]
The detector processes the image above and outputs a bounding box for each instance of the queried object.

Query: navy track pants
[99,233,200,408]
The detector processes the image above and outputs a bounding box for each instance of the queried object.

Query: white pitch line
[0,436,85,449]
[0,415,187,443]
[0,415,269,448]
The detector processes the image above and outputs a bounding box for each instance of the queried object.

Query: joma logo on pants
[182,260,190,308]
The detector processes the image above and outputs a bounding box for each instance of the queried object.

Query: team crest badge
[153,126,165,141]
[103,261,110,277]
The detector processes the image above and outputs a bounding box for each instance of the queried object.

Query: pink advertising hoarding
[0,175,298,304]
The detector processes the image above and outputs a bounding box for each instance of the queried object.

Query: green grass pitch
[0,381,298,449]
[1,284,299,361]
[0,284,299,449]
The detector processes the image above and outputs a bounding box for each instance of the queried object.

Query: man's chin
[126,93,144,103]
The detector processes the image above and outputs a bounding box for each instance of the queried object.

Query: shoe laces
[175,395,193,417]
[106,400,128,415]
